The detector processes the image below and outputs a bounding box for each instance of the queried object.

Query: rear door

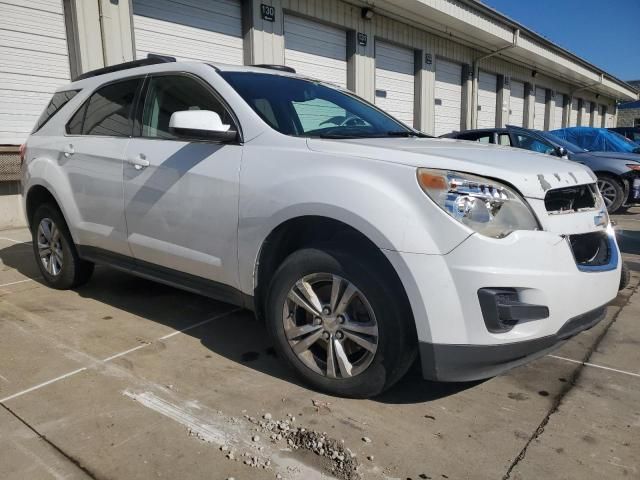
[123,73,242,293]
[62,77,143,256]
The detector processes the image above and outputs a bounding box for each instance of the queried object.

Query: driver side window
[141,75,232,139]
[513,133,554,155]
[291,98,369,133]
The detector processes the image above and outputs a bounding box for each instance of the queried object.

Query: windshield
[539,132,585,154]
[220,71,424,138]
[610,130,640,153]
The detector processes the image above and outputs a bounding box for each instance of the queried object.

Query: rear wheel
[596,174,625,213]
[266,247,416,398]
[32,204,94,289]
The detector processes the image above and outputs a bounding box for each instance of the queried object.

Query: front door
[123,73,242,295]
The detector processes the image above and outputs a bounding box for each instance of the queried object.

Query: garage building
[0,0,637,148]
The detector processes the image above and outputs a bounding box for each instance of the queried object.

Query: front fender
[236,143,471,295]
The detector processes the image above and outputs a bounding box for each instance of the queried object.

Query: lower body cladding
[385,228,620,382]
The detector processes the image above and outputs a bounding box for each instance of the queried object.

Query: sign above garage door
[132,0,243,65]
[284,15,347,89]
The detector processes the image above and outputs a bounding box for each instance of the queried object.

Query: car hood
[573,151,640,162]
[307,137,595,199]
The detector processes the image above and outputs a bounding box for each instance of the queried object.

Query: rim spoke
[296,280,323,313]
[40,221,52,241]
[39,247,51,256]
[343,331,377,353]
[342,321,377,336]
[330,275,343,312]
[288,289,321,316]
[334,282,357,316]
[326,338,337,378]
[285,323,322,341]
[334,339,353,377]
[292,329,324,355]
[46,257,55,275]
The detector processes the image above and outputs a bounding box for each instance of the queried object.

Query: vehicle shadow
[0,242,475,405]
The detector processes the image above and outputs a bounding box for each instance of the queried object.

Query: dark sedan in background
[442,126,640,213]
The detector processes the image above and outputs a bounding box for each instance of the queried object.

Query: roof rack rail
[252,64,296,74]
[74,54,176,81]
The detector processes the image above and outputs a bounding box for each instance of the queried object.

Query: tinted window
[456,132,492,143]
[66,101,87,135]
[79,79,140,136]
[513,133,555,155]
[498,134,511,146]
[142,75,232,139]
[33,90,79,133]
[220,72,411,138]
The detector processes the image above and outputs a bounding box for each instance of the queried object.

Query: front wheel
[266,248,416,398]
[597,174,625,213]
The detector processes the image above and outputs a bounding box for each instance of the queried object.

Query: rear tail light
[19,144,26,164]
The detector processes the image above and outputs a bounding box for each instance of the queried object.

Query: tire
[31,204,94,289]
[619,261,631,291]
[597,174,625,213]
[266,247,416,398]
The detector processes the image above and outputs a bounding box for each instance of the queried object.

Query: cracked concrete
[1,207,639,479]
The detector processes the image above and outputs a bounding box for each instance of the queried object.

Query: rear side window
[33,90,79,133]
[66,78,140,136]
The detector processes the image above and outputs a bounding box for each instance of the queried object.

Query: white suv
[22,58,620,397]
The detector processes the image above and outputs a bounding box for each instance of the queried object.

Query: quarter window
[66,79,140,136]
[33,90,79,133]
[141,75,232,139]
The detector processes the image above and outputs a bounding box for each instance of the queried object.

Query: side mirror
[169,110,237,142]
[554,146,568,158]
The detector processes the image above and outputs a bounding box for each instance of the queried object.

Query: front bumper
[419,305,606,381]
[384,227,620,381]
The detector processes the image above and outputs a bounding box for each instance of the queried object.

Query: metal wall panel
[434,58,463,136]
[132,0,243,64]
[284,14,347,88]
[476,71,497,129]
[533,87,546,130]
[508,80,525,127]
[569,98,579,126]
[374,40,415,127]
[0,0,70,144]
[581,100,592,126]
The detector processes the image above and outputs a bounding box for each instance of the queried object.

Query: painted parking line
[0,278,39,288]
[0,308,242,404]
[0,237,31,245]
[549,354,640,379]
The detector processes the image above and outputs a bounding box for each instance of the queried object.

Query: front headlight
[417,168,540,238]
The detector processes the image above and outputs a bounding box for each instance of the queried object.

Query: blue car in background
[551,127,640,154]
[443,125,640,212]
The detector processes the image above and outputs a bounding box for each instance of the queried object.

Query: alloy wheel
[282,273,378,379]
[37,218,64,276]
[597,179,617,208]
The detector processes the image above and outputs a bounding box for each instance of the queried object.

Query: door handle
[128,154,150,170]
[63,144,74,158]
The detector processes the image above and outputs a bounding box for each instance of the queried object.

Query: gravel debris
[361,437,371,443]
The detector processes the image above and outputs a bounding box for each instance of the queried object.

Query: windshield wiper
[386,130,430,138]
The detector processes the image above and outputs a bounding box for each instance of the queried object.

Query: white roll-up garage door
[569,98,579,126]
[593,105,601,128]
[132,0,243,64]
[434,58,463,136]
[581,101,591,126]
[509,80,525,127]
[477,71,497,129]
[284,15,347,88]
[533,87,546,130]
[375,41,414,127]
[0,0,71,144]
[553,93,564,129]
